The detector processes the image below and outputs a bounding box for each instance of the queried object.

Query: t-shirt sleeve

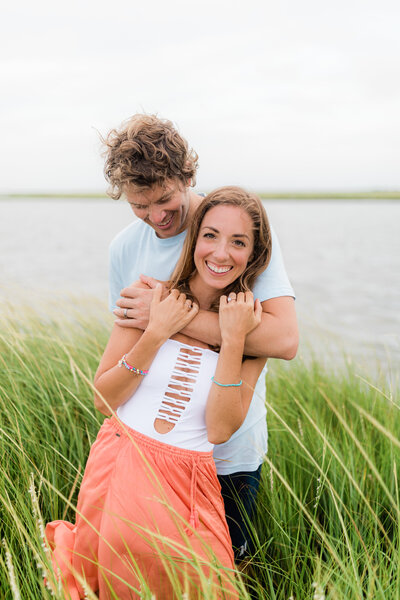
[108,239,123,311]
[252,227,295,302]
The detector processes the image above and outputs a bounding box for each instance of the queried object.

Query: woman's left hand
[218,291,262,342]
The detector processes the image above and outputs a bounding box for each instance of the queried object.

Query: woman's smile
[205,261,233,275]
[190,205,254,304]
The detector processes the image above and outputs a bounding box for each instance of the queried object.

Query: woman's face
[193,204,254,292]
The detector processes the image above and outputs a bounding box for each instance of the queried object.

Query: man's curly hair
[102,114,199,199]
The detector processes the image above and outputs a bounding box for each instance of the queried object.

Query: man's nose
[148,205,167,224]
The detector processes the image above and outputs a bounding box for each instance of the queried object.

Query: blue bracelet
[211,376,242,387]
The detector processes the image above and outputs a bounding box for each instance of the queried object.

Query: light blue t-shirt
[109,219,294,475]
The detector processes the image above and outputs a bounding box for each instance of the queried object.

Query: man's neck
[185,189,204,227]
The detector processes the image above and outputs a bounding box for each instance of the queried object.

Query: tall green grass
[0,301,398,599]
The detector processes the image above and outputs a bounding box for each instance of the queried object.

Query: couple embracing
[45,114,298,599]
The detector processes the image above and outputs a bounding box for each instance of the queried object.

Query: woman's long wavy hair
[169,186,272,312]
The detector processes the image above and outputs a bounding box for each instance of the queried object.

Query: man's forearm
[182,297,298,359]
[114,280,299,360]
[244,311,298,358]
[181,309,221,348]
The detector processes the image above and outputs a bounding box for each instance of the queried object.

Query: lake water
[1,197,399,383]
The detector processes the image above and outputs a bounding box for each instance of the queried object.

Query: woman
[45,186,272,599]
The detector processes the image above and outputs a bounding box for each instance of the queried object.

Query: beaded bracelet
[118,354,149,376]
[211,376,242,387]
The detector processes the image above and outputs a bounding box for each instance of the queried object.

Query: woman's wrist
[140,327,167,348]
[221,332,246,349]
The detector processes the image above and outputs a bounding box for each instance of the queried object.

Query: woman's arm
[94,286,198,415]
[94,324,162,415]
[205,292,266,444]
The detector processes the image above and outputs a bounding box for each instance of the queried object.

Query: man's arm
[109,241,124,312]
[182,296,298,359]
[115,279,298,359]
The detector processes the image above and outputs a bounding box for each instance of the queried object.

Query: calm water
[1,197,399,379]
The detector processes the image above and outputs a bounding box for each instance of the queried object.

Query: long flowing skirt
[45,417,237,599]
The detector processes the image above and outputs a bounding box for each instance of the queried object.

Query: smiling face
[192,205,254,297]
[125,179,191,238]
[168,186,272,311]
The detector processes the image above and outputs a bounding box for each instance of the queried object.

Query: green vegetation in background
[2,190,400,200]
[260,190,400,199]
[0,301,399,598]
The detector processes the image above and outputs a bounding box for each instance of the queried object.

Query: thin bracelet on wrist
[211,376,242,387]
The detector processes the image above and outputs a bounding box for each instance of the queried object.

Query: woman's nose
[212,241,229,261]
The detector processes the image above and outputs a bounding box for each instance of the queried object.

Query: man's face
[125,180,191,239]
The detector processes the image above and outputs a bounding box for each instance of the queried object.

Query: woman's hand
[146,284,199,341]
[219,291,262,343]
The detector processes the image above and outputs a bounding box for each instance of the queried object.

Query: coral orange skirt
[45,417,237,599]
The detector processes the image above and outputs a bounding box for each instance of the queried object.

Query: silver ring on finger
[123,308,128,318]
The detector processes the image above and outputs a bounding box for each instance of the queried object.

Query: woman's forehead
[201,205,253,229]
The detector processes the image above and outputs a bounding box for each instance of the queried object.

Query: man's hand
[113,275,167,329]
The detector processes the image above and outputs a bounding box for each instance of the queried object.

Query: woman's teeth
[206,262,232,274]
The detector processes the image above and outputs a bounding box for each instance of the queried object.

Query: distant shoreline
[1,191,400,200]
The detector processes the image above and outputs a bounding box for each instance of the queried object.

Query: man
[104,114,298,560]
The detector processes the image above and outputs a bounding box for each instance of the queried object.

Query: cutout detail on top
[154,346,202,434]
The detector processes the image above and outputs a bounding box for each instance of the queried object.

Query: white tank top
[117,338,219,452]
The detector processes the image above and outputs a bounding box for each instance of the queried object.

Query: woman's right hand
[146,284,199,341]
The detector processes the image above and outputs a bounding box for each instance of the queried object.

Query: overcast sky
[1,0,399,193]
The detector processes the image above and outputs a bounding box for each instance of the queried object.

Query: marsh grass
[0,300,398,599]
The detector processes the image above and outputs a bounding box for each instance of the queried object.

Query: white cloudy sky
[1,0,399,192]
